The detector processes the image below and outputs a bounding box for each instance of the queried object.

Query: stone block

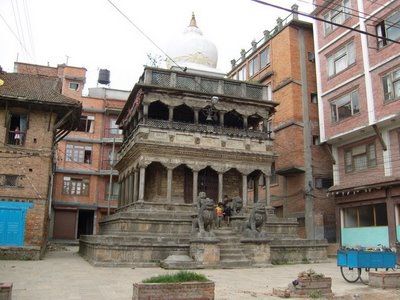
[241,238,272,266]
[0,283,12,300]
[132,281,215,300]
[369,271,400,289]
[189,240,220,267]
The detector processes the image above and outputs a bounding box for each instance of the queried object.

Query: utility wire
[297,0,400,30]
[250,0,400,44]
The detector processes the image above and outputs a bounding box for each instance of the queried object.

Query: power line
[250,0,400,44]
[297,0,400,30]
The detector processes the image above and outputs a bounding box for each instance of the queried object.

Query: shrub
[142,271,209,283]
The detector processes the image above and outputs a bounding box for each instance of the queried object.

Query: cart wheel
[359,268,369,285]
[340,267,360,283]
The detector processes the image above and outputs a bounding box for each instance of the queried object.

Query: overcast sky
[0,0,314,93]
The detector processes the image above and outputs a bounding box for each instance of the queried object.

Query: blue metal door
[0,201,33,246]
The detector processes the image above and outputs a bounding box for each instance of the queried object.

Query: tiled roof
[328,176,400,192]
[0,72,80,107]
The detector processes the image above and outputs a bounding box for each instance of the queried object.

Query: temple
[79,14,328,267]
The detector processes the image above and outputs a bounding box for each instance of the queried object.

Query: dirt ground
[0,247,399,299]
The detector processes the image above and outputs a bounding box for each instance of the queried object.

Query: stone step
[220,253,247,261]
[219,259,252,268]
[220,249,245,255]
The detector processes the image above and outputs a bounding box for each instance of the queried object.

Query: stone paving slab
[0,247,399,299]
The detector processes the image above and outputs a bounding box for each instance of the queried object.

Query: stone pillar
[124,177,129,205]
[120,179,125,207]
[243,116,248,129]
[133,169,138,202]
[168,106,174,122]
[386,188,397,247]
[265,174,271,207]
[138,166,146,202]
[117,179,122,208]
[219,111,225,127]
[242,174,248,207]
[218,172,223,203]
[167,167,173,202]
[128,172,134,204]
[194,109,199,125]
[253,175,259,203]
[193,170,199,204]
[143,104,148,123]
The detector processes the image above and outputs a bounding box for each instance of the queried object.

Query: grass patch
[142,271,209,284]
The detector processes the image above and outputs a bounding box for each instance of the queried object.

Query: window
[77,115,95,133]
[106,181,120,200]
[6,113,27,145]
[270,162,277,184]
[69,82,79,91]
[331,90,359,122]
[238,67,246,81]
[311,93,318,104]
[315,178,333,189]
[62,177,89,195]
[313,135,320,145]
[382,68,400,102]
[323,0,352,35]
[327,42,355,76]
[376,10,400,48]
[0,174,23,188]
[249,56,260,77]
[344,143,376,173]
[65,144,92,164]
[344,203,388,228]
[266,84,272,100]
[260,47,270,68]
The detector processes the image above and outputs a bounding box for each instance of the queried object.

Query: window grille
[176,75,197,91]
[151,71,170,86]
[246,85,263,99]
[224,82,241,96]
[201,79,218,94]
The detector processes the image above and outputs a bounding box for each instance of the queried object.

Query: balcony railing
[104,128,123,139]
[7,131,26,146]
[144,119,272,139]
[143,69,270,102]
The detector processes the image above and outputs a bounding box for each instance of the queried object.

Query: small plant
[309,289,322,299]
[142,271,209,283]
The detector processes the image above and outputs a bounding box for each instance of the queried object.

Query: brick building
[14,62,129,241]
[0,70,81,259]
[312,0,400,247]
[227,8,334,240]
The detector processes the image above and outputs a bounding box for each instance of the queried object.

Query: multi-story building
[0,70,81,259]
[14,62,129,241]
[227,7,334,241]
[313,0,400,248]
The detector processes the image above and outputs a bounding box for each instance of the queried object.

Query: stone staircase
[213,227,252,268]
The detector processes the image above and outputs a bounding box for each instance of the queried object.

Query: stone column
[128,172,134,204]
[219,111,225,127]
[243,116,248,129]
[167,167,173,202]
[117,179,122,208]
[253,174,259,203]
[120,179,125,206]
[193,170,199,204]
[133,169,138,202]
[265,174,271,207]
[194,109,199,125]
[124,177,129,205]
[242,174,248,207]
[143,104,148,123]
[168,106,174,122]
[138,165,146,202]
[218,172,223,203]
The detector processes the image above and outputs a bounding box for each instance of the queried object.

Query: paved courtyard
[0,247,399,300]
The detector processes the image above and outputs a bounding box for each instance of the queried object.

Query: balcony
[142,68,271,102]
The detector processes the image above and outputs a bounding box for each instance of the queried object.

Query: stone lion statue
[192,193,216,236]
[231,196,243,215]
[243,202,267,238]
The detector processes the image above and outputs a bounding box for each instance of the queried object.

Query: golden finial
[189,12,198,28]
